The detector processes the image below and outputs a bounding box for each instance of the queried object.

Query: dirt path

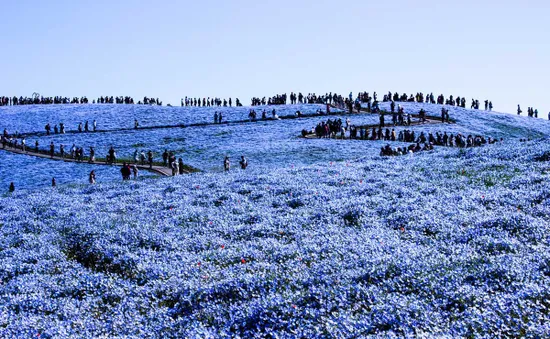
[303,115,449,139]
[0,145,195,177]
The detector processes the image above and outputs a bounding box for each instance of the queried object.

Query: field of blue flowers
[2,102,550,337]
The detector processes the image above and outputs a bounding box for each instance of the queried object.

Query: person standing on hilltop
[517,105,522,115]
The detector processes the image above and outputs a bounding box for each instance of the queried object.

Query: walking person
[50,141,55,158]
[121,163,130,180]
[172,160,179,176]
[89,147,95,163]
[132,164,139,180]
[147,150,153,169]
[162,149,169,167]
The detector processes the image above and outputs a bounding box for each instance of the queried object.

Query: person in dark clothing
[9,182,15,192]
[108,146,116,164]
[50,142,55,158]
[121,163,131,180]
[162,149,169,167]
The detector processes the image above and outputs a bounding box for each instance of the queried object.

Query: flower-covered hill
[2,137,550,337]
[379,101,550,139]
[3,101,550,190]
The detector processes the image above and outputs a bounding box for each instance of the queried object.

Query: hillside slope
[2,136,550,337]
[2,103,550,337]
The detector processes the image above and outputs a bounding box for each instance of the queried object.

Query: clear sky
[0,0,548,115]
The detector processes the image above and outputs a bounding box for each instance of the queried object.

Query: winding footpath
[2,104,452,174]
[0,144,188,177]
[304,104,451,139]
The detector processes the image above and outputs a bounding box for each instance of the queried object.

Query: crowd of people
[379,143,434,156]
[160,149,186,175]
[309,118,344,138]
[378,91,490,110]
[0,96,90,106]
[0,95,163,106]
[1,130,161,170]
[182,97,240,107]
[252,92,344,106]
[379,133,501,157]
[95,96,161,105]
[43,120,98,135]
[517,105,542,118]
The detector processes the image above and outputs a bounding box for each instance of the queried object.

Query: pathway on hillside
[304,108,451,139]
[15,109,353,138]
[0,144,198,177]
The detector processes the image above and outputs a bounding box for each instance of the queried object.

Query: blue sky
[1,0,548,115]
